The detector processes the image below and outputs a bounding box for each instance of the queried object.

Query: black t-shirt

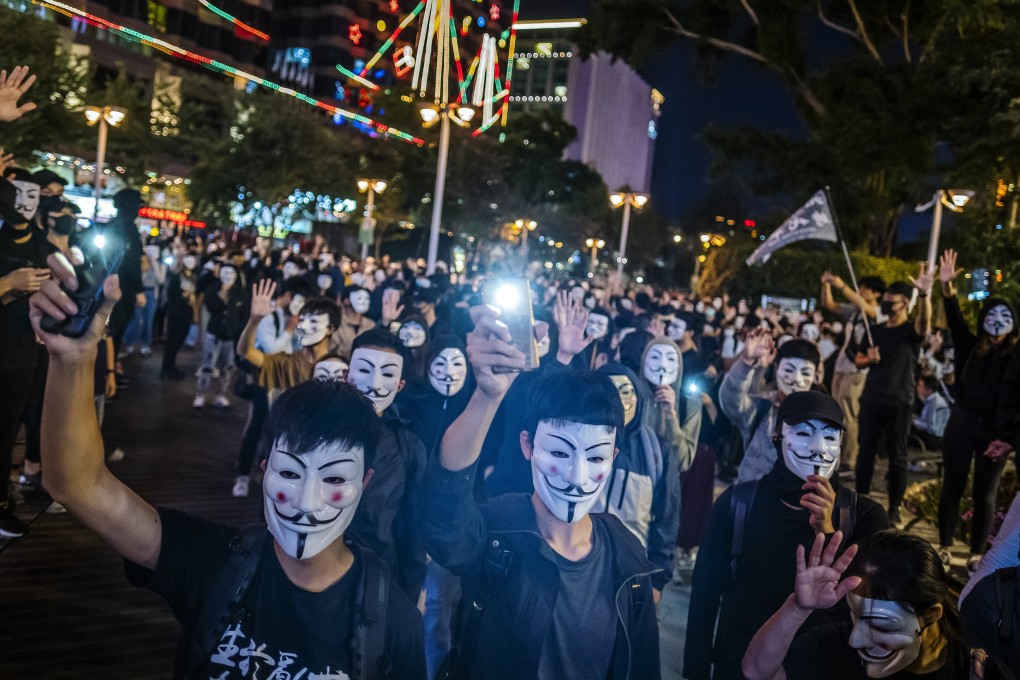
[0,223,53,351]
[861,322,923,406]
[538,520,617,680]
[125,508,425,679]
[785,622,969,680]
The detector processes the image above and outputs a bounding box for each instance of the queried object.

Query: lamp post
[516,218,537,256]
[585,237,605,276]
[915,189,975,271]
[609,191,649,285]
[357,178,388,261]
[84,105,127,225]
[418,102,476,275]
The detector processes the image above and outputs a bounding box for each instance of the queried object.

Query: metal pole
[926,190,944,273]
[361,185,375,262]
[590,245,597,275]
[616,198,632,284]
[93,117,108,226]
[426,112,451,275]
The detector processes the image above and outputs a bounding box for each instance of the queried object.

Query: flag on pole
[746,190,838,266]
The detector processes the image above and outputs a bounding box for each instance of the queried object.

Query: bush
[903,468,1018,548]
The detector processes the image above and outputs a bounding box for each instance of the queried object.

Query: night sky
[521,0,805,225]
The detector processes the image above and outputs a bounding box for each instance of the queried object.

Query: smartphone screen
[482,278,538,373]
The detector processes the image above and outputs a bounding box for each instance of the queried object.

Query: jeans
[856,401,912,512]
[832,371,866,469]
[123,288,157,349]
[236,386,269,476]
[424,559,462,680]
[195,334,234,399]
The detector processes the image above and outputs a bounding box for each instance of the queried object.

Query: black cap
[775,391,846,432]
[33,169,67,187]
[887,281,914,299]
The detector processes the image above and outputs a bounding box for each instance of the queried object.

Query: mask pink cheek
[328,483,360,509]
[533,454,561,477]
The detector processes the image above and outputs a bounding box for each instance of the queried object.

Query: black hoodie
[397,335,474,458]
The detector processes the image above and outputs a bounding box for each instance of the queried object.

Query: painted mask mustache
[545,479,599,497]
[273,505,343,526]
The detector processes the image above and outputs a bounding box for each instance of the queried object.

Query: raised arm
[719,328,774,439]
[819,273,838,313]
[823,271,878,319]
[29,253,161,570]
[235,278,275,368]
[553,290,594,366]
[911,262,934,338]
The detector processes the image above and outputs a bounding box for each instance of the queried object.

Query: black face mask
[880,300,897,316]
[50,214,76,236]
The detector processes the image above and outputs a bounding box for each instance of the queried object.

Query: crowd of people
[3,63,1020,679]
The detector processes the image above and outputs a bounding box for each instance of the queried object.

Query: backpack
[728,480,858,578]
[184,526,393,679]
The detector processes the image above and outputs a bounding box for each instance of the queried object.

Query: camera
[40,232,127,338]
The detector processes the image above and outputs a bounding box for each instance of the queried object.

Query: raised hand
[938,249,963,297]
[741,327,775,366]
[794,532,861,611]
[0,66,37,123]
[250,278,276,319]
[0,149,13,176]
[381,288,404,325]
[466,305,525,399]
[553,290,592,360]
[909,261,935,296]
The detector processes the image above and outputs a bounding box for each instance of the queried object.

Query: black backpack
[184,526,393,679]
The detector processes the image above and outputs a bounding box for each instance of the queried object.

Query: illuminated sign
[138,206,206,228]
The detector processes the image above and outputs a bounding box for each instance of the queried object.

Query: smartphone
[482,278,538,373]
[40,233,128,339]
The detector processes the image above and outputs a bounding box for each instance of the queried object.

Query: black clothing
[125,508,425,680]
[962,567,1020,678]
[423,467,661,680]
[860,322,923,406]
[856,401,912,510]
[684,461,889,680]
[203,282,246,341]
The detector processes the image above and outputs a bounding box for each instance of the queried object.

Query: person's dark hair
[917,374,940,393]
[262,380,381,469]
[352,326,404,355]
[679,311,704,337]
[846,530,967,658]
[344,284,369,300]
[298,296,341,330]
[618,330,653,374]
[634,292,652,311]
[775,338,822,368]
[280,277,313,300]
[858,276,887,296]
[524,369,624,446]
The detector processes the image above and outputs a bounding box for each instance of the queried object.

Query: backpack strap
[836,486,857,542]
[185,525,268,678]
[749,399,773,441]
[272,308,282,338]
[729,481,759,578]
[997,566,1017,643]
[351,547,393,679]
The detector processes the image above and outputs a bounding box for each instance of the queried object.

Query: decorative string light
[358,2,427,77]
[501,0,520,126]
[336,64,379,91]
[197,1,268,41]
[34,0,424,146]
[412,0,456,104]
[471,34,497,122]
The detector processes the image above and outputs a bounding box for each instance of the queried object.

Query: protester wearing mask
[855,266,934,527]
[934,249,1018,572]
[193,262,245,410]
[332,285,376,360]
[686,392,888,680]
[160,252,201,379]
[104,189,145,362]
[640,336,702,477]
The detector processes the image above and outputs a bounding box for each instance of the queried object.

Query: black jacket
[202,282,246,340]
[423,465,662,680]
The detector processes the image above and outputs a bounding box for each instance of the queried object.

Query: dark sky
[522,1,805,224]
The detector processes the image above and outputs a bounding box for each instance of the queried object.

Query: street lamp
[609,191,649,284]
[356,178,388,261]
[419,102,476,275]
[585,237,605,276]
[916,189,975,271]
[84,105,127,225]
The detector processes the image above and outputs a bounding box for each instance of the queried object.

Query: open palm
[0,66,37,123]
[250,279,276,318]
[794,532,861,611]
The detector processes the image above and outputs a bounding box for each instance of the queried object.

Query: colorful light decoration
[412,0,455,104]
[34,0,424,146]
[390,0,401,11]
[501,0,520,125]
[471,34,498,123]
[490,3,500,20]
[349,23,363,45]
[358,1,427,77]
[336,64,379,91]
[197,0,268,41]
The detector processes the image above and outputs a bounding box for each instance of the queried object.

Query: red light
[744,219,755,228]
[349,23,363,45]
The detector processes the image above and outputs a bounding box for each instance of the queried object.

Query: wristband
[917,292,928,298]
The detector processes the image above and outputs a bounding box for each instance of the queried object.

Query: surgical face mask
[644,344,680,386]
[219,267,238,287]
[800,323,820,342]
[529,420,616,524]
[429,347,467,396]
[296,312,331,347]
[317,274,333,292]
[983,304,1014,337]
[288,294,306,317]
[50,213,76,236]
[11,180,40,221]
[667,318,687,341]
[880,298,902,317]
[349,290,371,315]
[586,313,609,341]
[263,441,365,560]
[704,308,716,321]
[347,347,403,414]
[609,374,637,426]
[282,261,300,280]
[182,255,198,271]
[847,593,924,678]
[313,357,348,382]
[776,357,816,396]
[398,320,427,348]
[779,419,841,480]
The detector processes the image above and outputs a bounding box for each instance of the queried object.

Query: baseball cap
[775,391,846,431]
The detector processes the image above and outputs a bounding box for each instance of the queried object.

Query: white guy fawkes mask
[288,294,306,317]
[349,290,371,315]
[398,320,427,348]
[667,318,687,341]
[182,255,198,271]
[586,313,609,340]
[983,304,1014,337]
[263,441,365,560]
[570,286,585,303]
[296,312,331,347]
[643,344,680,386]
[529,420,616,524]
[780,418,841,480]
[429,347,467,396]
[313,357,348,382]
[800,323,820,342]
[776,357,817,396]
[847,593,924,678]
[734,316,745,331]
[609,374,638,426]
[317,274,333,292]
[618,298,634,312]
[219,266,238,287]
[712,297,723,310]
[347,347,403,414]
[319,253,335,269]
[282,261,300,280]
[11,179,40,221]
